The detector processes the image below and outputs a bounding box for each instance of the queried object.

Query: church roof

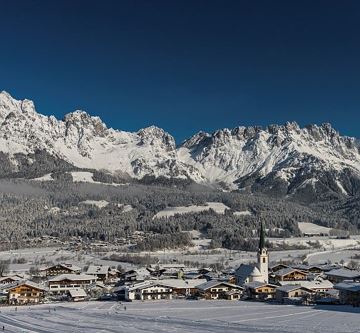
[235,264,263,284]
[250,267,262,277]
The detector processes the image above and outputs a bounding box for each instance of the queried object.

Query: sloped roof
[198,280,242,291]
[244,281,277,290]
[236,264,263,284]
[127,281,172,292]
[0,275,22,283]
[87,265,110,275]
[159,279,207,289]
[69,288,87,298]
[275,267,307,277]
[41,263,81,272]
[278,279,333,290]
[250,267,262,277]
[8,280,47,292]
[325,268,360,279]
[48,274,97,282]
[334,282,360,292]
[277,284,312,293]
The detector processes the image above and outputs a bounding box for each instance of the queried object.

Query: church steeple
[257,221,269,283]
[259,221,266,250]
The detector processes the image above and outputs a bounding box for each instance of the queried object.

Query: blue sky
[1,0,360,142]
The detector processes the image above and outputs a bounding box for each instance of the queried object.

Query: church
[235,222,269,285]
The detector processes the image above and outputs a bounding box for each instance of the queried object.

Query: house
[69,288,87,302]
[225,290,242,300]
[197,280,243,300]
[278,278,333,293]
[120,268,151,283]
[235,222,269,285]
[270,264,290,273]
[48,274,97,295]
[325,268,360,283]
[275,285,314,303]
[41,263,81,277]
[0,275,22,285]
[117,281,173,301]
[244,281,277,300]
[86,265,111,282]
[334,282,360,306]
[159,279,207,297]
[293,264,341,274]
[272,268,307,282]
[8,281,47,305]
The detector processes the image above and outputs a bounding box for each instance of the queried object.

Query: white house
[48,274,97,295]
[116,281,173,301]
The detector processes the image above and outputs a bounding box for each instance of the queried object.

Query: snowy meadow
[0,300,359,333]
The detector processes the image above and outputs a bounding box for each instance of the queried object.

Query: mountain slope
[1,91,360,197]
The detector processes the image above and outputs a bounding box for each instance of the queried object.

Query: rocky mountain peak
[0,90,359,197]
[137,126,176,151]
[64,110,108,137]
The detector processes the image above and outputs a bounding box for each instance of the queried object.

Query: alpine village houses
[0,222,359,308]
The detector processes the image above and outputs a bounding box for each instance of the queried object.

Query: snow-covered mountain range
[1,91,360,196]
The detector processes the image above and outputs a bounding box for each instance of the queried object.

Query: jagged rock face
[0,91,197,179]
[1,91,360,196]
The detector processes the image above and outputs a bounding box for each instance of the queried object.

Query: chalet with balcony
[41,263,81,277]
[197,280,243,300]
[8,281,47,305]
[244,281,277,300]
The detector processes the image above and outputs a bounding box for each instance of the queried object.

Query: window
[263,258,266,263]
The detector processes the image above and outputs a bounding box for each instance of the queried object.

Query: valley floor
[0,300,359,333]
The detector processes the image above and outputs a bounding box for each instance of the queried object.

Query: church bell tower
[257,221,269,283]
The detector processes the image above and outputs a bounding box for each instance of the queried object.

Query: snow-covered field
[153,202,250,219]
[33,171,127,187]
[298,222,332,235]
[0,300,358,333]
[269,235,360,251]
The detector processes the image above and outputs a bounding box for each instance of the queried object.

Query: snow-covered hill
[1,91,360,196]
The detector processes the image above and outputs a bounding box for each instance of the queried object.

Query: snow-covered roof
[41,263,81,272]
[69,288,87,298]
[293,264,341,272]
[126,281,172,292]
[278,279,333,290]
[244,281,277,290]
[0,275,22,283]
[198,280,242,291]
[250,267,262,277]
[8,280,47,292]
[235,264,263,284]
[48,274,97,282]
[277,284,312,293]
[275,267,307,277]
[159,279,207,289]
[334,282,360,292]
[325,268,360,279]
[86,265,110,275]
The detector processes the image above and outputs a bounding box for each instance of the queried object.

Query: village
[0,223,359,310]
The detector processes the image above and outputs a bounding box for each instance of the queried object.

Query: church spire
[259,221,265,250]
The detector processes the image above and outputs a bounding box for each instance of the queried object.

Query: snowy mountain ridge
[1,91,360,196]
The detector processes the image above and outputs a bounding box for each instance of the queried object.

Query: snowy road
[0,300,359,333]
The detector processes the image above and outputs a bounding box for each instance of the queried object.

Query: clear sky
[1,0,360,142]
